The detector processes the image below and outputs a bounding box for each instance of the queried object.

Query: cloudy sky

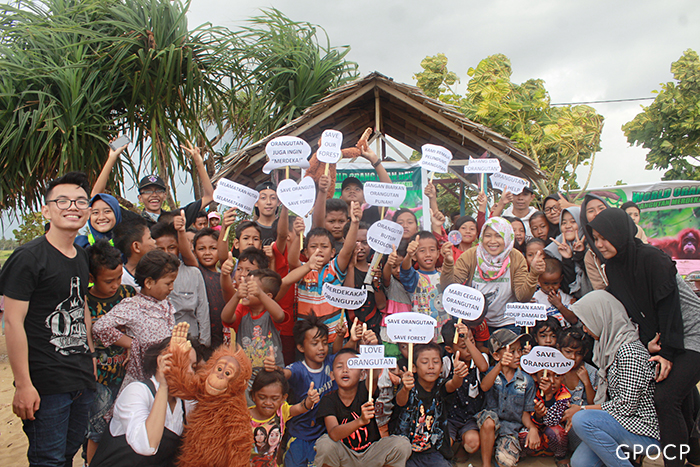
[188,0,700,189]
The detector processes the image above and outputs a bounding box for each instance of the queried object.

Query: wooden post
[453,318,462,344]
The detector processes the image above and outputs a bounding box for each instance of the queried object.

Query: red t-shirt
[272,242,296,336]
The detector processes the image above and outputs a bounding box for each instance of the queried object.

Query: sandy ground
[0,332,560,467]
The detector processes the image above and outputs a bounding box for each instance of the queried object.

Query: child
[621,200,648,242]
[325,198,350,246]
[286,201,361,343]
[390,342,470,467]
[112,218,157,290]
[314,348,413,467]
[532,257,578,328]
[528,211,550,243]
[254,181,281,244]
[221,268,285,394]
[376,364,402,437]
[248,370,319,467]
[192,228,226,347]
[381,241,412,346]
[262,315,351,467]
[531,316,562,348]
[557,328,597,408]
[520,370,571,464]
[503,216,527,255]
[524,238,546,271]
[75,193,124,248]
[440,321,489,458]
[151,221,210,347]
[341,221,385,337]
[208,211,221,230]
[478,329,538,467]
[217,213,263,264]
[193,210,208,230]
[92,249,179,392]
[84,240,137,463]
[393,208,420,242]
[400,231,449,341]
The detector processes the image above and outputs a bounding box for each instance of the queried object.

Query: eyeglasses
[140,189,165,196]
[544,206,561,214]
[47,198,90,210]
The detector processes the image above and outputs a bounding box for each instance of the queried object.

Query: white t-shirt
[503,206,537,237]
[121,266,140,292]
[532,288,575,328]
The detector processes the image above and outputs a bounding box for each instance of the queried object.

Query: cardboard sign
[366,220,404,255]
[360,345,385,356]
[504,303,547,327]
[385,312,437,343]
[213,179,260,214]
[520,346,575,375]
[490,172,530,195]
[364,182,407,208]
[347,356,398,369]
[277,177,316,217]
[317,129,343,164]
[263,136,311,174]
[420,144,452,174]
[442,284,486,321]
[322,283,367,310]
[463,157,502,174]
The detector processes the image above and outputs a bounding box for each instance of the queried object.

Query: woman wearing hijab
[441,217,546,333]
[561,291,659,467]
[546,206,592,298]
[588,208,700,466]
[76,193,123,248]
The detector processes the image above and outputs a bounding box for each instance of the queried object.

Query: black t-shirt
[316,384,381,452]
[390,378,453,459]
[256,220,277,246]
[444,355,485,423]
[0,236,95,395]
[362,205,381,225]
[141,199,203,228]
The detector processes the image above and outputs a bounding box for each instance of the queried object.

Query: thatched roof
[214,72,543,186]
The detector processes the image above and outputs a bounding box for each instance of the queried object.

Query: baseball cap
[138,174,167,192]
[488,329,525,354]
[255,181,277,192]
[521,185,535,195]
[341,177,363,192]
[207,212,221,220]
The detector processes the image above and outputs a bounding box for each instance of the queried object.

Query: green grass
[0,250,13,267]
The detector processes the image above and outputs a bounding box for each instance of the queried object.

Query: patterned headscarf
[476,217,515,281]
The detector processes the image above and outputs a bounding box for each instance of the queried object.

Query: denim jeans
[571,409,660,467]
[22,389,95,467]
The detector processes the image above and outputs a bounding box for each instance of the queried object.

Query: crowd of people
[1,139,699,467]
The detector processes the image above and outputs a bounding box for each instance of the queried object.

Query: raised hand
[531,250,546,275]
[362,328,378,346]
[155,351,173,386]
[359,401,375,425]
[293,216,306,235]
[430,208,446,229]
[318,173,331,193]
[534,398,547,419]
[441,241,454,266]
[406,238,420,259]
[263,244,274,261]
[424,182,436,200]
[170,322,191,353]
[350,317,362,342]
[477,191,488,212]
[499,190,513,206]
[263,346,277,372]
[387,245,400,267]
[305,382,320,408]
[307,248,324,271]
[334,319,348,340]
[222,208,237,228]
[238,277,249,299]
[350,201,361,223]
[108,136,129,159]
[572,231,585,253]
[453,351,469,378]
[401,367,415,391]
[173,209,186,232]
[247,276,261,298]
[550,237,573,259]
[180,140,203,162]
[221,252,235,276]
[500,344,515,368]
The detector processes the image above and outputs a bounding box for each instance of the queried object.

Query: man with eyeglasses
[91,140,214,228]
[0,172,97,467]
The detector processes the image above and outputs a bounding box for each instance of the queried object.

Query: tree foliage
[12,212,46,245]
[414,54,604,194]
[0,1,357,212]
[622,49,700,180]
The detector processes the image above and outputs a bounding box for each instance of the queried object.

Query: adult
[91,140,213,228]
[253,181,280,245]
[440,217,546,333]
[546,206,592,298]
[338,145,392,224]
[542,193,563,239]
[589,208,700,466]
[620,201,648,242]
[75,193,128,248]
[563,291,660,467]
[0,172,97,466]
[501,186,537,237]
[90,336,195,467]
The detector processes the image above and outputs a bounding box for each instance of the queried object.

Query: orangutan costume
[166,327,253,467]
[304,127,372,199]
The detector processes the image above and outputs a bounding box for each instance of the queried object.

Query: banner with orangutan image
[576,181,700,277]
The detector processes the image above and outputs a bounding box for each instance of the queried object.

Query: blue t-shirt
[285,353,337,440]
[484,366,536,436]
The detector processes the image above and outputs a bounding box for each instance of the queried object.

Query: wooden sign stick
[368,369,373,403]
[324,162,329,176]
[408,343,414,373]
[453,318,462,344]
